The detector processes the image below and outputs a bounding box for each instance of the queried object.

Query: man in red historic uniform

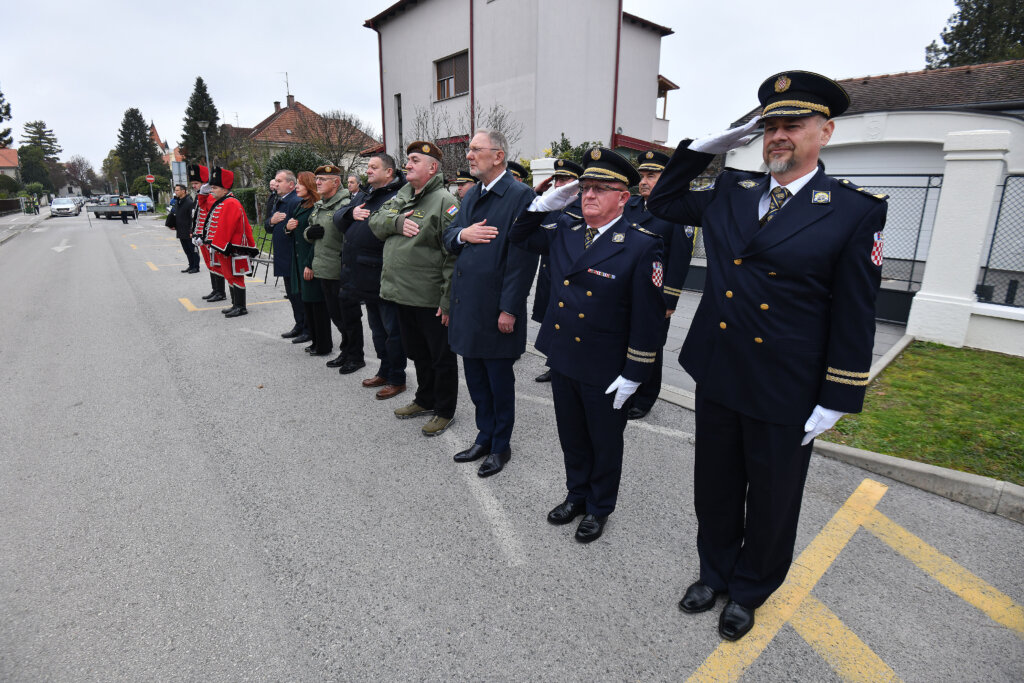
[189,164,227,303]
[204,167,258,318]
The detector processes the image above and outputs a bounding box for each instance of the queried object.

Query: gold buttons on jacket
[734,258,743,265]
[719,322,727,329]
[768,271,777,277]
[754,337,763,343]
[760,303,769,310]
[586,291,593,296]
[563,279,570,286]
[558,301,564,308]
[554,324,560,330]
[578,313,585,319]
[725,290,733,298]
[575,336,581,342]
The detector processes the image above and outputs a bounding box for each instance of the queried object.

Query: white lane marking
[32,226,49,232]
[236,327,281,340]
[51,238,72,253]
[436,429,526,567]
[519,391,694,441]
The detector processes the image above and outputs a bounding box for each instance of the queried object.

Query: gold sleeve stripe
[827,367,870,378]
[826,374,870,387]
[627,353,656,364]
[663,286,683,296]
[627,348,657,357]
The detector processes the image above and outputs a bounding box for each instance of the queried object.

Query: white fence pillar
[531,157,555,191]
[906,130,1010,347]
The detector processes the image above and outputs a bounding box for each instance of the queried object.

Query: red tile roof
[736,59,1024,124]
[0,148,18,168]
[239,99,378,150]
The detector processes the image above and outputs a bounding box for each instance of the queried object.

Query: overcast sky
[4,0,956,174]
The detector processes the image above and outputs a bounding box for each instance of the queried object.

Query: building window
[436,52,469,101]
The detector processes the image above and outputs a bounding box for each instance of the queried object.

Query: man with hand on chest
[647,71,887,641]
[510,147,666,543]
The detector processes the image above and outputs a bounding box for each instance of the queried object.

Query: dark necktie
[760,186,791,227]
[584,227,598,249]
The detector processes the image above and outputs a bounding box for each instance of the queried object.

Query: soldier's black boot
[201,272,219,300]
[222,288,239,315]
[225,288,248,318]
[207,274,227,303]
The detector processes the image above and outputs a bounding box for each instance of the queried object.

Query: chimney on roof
[286,94,295,108]
[274,101,281,112]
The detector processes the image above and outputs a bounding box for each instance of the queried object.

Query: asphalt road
[1,213,1022,681]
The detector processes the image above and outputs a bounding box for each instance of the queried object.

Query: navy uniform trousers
[463,357,516,454]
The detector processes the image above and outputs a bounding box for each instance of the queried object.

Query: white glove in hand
[529,179,579,212]
[605,375,641,410]
[801,405,847,446]
[191,236,202,247]
[689,116,761,155]
[199,183,212,195]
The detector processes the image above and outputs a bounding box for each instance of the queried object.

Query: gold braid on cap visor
[762,99,831,117]
[582,169,630,184]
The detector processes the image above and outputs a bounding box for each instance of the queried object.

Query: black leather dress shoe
[535,370,551,382]
[338,359,366,375]
[325,353,348,368]
[678,582,719,613]
[291,333,311,344]
[181,267,191,273]
[309,349,331,356]
[304,344,315,353]
[281,327,302,339]
[201,291,217,300]
[719,601,755,641]
[477,448,511,478]
[547,500,586,525]
[454,443,487,463]
[207,292,227,302]
[627,406,650,420]
[574,514,608,543]
[187,267,200,274]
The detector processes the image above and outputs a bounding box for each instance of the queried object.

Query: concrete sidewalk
[0,207,51,245]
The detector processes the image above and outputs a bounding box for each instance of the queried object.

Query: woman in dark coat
[286,172,330,355]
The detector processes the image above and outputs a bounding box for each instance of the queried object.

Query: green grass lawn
[823,341,1024,486]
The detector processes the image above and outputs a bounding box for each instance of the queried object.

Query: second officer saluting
[510,148,665,543]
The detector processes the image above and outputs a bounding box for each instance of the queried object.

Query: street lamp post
[121,172,129,197]
[144,156,154,206]
[197,120,211,176]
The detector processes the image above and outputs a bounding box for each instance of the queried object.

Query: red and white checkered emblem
[871,231,884,267]
[652,261,663,287]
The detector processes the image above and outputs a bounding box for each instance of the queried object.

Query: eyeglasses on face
[579,183,624,195]
[467,146,499,154]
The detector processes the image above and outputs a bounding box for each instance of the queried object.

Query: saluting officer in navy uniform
[510,148,666,543]
[453,169,477,203]
[622,150,694,419]
[531,158,584,383]
[647,71,887,641]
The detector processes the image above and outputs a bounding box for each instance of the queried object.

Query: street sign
[146,175,155,183]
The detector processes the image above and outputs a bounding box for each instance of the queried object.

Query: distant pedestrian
[171,183,199,273]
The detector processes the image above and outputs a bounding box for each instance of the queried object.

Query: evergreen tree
[0,83,12,148]
[180,76,220,163]
[115,108,160,182]
[926,0,1024,68]
[20,120,62,161]
[19,145,52,190]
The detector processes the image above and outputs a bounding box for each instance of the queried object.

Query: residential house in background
[0,148,19,180]
[150,123,183,171]
[364,0,677,164]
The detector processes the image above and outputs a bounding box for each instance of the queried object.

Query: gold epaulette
[630,224,659,238]
[837,179,888,201]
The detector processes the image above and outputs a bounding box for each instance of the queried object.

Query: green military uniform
[369,172,459,314]
[307,188,350,279]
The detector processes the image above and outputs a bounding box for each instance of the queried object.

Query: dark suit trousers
[179,237,199,269]
[303,296,333,355]
[693,386,813,609]
[396,304,458,419]
[366,299,406,385]
[631,317,671,411]
[463,357,516,454]
[284,276,307,333]
[323,280,363,359]
[550,370,628,517]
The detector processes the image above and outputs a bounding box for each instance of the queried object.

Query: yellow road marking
[790,594,902,682]
[178,297,287,312]
[688,479,889,683]
[864,510,1024,638]
[130,244,137,250]
[146,262,158,271]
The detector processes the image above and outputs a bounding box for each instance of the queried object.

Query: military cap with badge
[455,169,477,185]
[636,150,670,172]
[757,70,850,120]
[314,164,343,176]
[580,147,640,187]
[406,140,443,160]
[507,161,529,183]
[552,159,584,180]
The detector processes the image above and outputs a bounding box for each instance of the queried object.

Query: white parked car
[50,197,81,217]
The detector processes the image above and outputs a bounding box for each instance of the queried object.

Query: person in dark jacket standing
[270,170,306,342]
[336,153,408,400]
[442,129,538,478]
[285,172,330,354]
[647,72,886,641]
[171,184,198,273]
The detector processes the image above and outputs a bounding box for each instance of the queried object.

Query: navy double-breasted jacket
[623,194,694,311]
[510,210,666,387]
[270,190,301,277]
[442,170,538,359]
[647,143,888,425]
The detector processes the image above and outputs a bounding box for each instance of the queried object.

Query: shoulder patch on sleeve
[446,204,459,217]
[837,178,889,201]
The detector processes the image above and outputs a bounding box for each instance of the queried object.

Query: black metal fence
[689,174,943,293]
[977,175,1024,308]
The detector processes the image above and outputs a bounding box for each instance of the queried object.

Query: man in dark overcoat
[647,71,888,641]
[442,129,538,478]
[171,183,198,273]
[509,148,666,543]
[269,170,306,341]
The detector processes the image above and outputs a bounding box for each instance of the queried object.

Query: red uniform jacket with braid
[205,194,258,256]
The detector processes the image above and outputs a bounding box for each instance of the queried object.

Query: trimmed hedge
[233,187,258,221]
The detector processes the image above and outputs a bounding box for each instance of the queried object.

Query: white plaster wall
[965,307,1024,356]
[615,20,661,143]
